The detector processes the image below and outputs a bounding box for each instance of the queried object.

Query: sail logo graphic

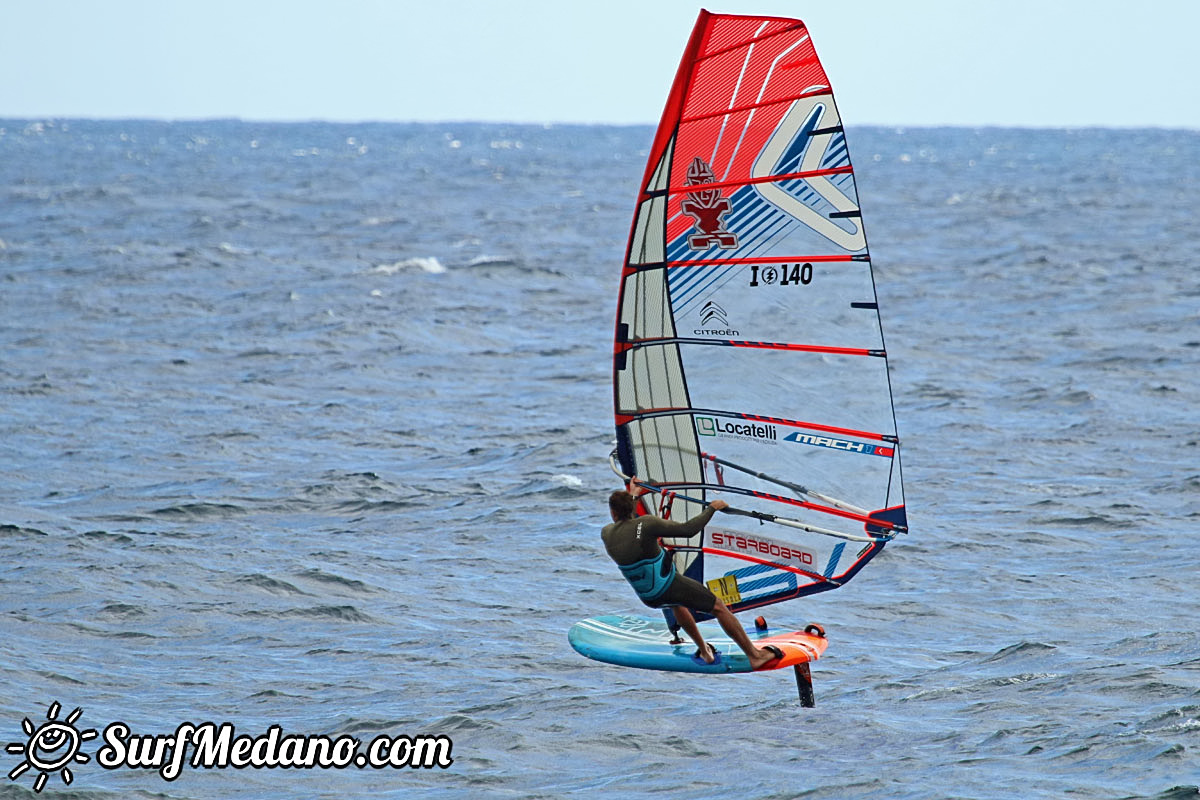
[709,531,814,567]
[696,416,776,443]
[784,431,894,458]
[694,300,738,336]
[748,262,813,288]
[680,157,738,250]
[5,702,96,793]
[700,301,728,327]
[751,98,866,252]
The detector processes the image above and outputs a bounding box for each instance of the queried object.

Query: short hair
[609,490,638,520]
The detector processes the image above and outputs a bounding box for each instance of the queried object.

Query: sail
[612,10,906,614]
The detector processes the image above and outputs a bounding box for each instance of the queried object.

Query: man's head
[608,490,638,521]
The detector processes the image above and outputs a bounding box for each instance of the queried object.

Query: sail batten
[679,87,837,126]
[621,337,884,357]
[618,408,894,443]
[643,165,857,197]
[612,10,906,612]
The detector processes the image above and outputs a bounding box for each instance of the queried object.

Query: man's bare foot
[747,645,783,670]
[695,642,716,664]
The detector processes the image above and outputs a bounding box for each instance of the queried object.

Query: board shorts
[643,572,717,614]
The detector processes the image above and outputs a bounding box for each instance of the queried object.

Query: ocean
[0,119,1197,799]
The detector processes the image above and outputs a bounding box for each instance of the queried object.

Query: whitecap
[464,255,517,268]
[373,257,446,275]
[551,474,583,488]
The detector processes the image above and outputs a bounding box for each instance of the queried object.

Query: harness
[617,548,675,603]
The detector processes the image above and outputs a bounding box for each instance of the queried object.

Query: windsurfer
[601,478,783,670]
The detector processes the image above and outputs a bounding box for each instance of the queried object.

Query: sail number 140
[748,263,813,287]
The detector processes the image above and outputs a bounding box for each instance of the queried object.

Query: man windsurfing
[601,477,783,669]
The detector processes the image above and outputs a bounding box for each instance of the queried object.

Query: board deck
[568,614,828,675]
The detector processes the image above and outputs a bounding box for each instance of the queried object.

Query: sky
[3,0,1199,128]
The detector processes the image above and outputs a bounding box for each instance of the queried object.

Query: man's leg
[709,599,778,669]
[672,606,715,663]
[657,573,781,669]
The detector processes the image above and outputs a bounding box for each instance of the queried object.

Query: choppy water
[1,119,1198,799]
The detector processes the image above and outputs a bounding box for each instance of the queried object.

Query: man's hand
[709,499,729,511]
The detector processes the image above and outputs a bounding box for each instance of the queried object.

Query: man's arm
[641,500,729,539]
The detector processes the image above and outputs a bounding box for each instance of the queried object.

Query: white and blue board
[568,614,828,675]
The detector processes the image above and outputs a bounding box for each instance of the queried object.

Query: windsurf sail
[612,10,906,615]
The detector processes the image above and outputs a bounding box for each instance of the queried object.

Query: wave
[233,573,308,595]
[373,256,445,274]
[150,502,247,518]
[278,605,375,623]
[295,568,376,594]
